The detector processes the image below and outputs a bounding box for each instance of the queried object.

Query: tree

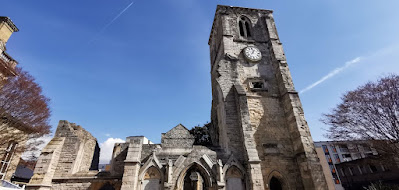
[322,75,399,156]
[0,67,51,150]
[190,123,212,146]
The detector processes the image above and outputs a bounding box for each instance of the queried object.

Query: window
[352,153,362,160]
[238,16,252,38]
[322,145,329,153]
[326,155,332,163]
[342,154,352,162]
[334,178,340,184]
[331,145,337,153]
[0,141,17,180]
[248,79,267,91]
[251,82,263,89]
[339,145,349,152]
[329,165,336,174]
[334,154,340,163]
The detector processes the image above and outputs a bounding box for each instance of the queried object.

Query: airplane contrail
[299,57,362,94]
[89,1,135,44]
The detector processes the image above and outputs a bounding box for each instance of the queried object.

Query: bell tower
[208,5,327,189]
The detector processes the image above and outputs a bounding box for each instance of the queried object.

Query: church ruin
[27,5,328,190]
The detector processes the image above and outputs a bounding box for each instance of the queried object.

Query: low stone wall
[51,176,122,190]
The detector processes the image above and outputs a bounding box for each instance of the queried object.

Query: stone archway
[183,170,205,190]
[266,171,288,190]
[225,166,244,190]
[142,166,161,190]
[176,163,212,190]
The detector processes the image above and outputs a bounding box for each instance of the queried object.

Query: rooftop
[0,17,19,32]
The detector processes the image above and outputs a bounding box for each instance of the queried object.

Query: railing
[0,179,23,189]
[0,51,17,76]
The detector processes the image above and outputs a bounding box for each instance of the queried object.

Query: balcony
[0,51,17,77]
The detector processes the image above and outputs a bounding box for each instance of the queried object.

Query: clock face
[243,46,262,62]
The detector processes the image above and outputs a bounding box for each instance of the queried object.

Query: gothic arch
[140,166,163,190]
[225,166,245,190]
[266,170,289,190]
[175,162,213,190]
[238,15,252,38]
[138,154,164,190]
[222,156,246,175]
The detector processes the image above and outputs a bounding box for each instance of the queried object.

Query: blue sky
[2,0,399,163]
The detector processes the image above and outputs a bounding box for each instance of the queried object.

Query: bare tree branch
[322,74,399,156]
[0,67,51,153]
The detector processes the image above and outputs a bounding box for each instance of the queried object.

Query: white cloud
[299,57,362,94]
[105,133,111,137]
[99,137,125,164]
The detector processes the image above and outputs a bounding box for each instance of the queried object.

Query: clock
[243,46,262,62]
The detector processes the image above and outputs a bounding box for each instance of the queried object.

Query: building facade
[0,16,23,183]
[27,5,328,190]
[335,155,399,190]
[314,141,379,190]
[0,16,18,85]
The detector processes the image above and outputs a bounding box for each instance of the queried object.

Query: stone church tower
[208,5,327,190]
[27,5,328,190]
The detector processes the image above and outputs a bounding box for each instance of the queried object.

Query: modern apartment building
[314,141,378,190]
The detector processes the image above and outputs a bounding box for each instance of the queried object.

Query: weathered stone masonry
[27,5,328,190]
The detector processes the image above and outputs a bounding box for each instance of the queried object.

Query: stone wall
[161,124,195,148]
[53,120,99,177]
[27,120,100,190]
[51,177,122,190]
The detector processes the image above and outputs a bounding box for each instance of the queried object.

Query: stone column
[121,137,144,190]
[217,159,225,189]
[164,159,173,189]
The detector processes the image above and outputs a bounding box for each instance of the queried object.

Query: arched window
[0,141,17,180]
[238,16,252,38]
[270,177,282,190]
[182,164,210,190]
[142,167,161,190]
[225,166,244,190]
